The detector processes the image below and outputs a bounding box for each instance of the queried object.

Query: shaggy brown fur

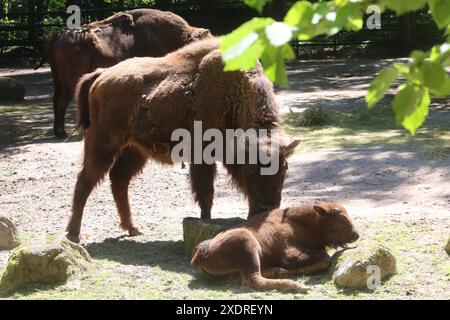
[66,37,299,243]
[191,202,359,292]
[45,8,210,138]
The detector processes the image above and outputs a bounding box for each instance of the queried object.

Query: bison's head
[314,203,359,248]
[245,140,300,217]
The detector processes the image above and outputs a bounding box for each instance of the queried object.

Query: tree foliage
[220,0,450,134]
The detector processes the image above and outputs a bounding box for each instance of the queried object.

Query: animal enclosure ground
[0,60,449,299]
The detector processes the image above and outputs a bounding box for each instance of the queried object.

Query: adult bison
[44,8,210,138]
[66,37,300,243]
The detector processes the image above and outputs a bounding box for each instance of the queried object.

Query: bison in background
[66,37,300,243]
[44,8,210,138]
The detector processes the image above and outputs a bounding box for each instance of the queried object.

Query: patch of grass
[3,220,448,300]
[283,106,450,159]
[285,106,332,127]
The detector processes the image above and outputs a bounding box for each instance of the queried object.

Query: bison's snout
[350,231,360,242]
[191,240,211,268]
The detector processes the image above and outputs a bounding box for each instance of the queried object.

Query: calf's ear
[313,205,329,216]
[282,140,301,157]
[193,28,211,40]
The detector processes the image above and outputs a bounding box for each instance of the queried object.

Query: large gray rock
[0,238,91,293]
[183,217,246,255]
[445,237,450,255]
[0,217,20,250]
[0,77,25,101]
[331,243,396,289]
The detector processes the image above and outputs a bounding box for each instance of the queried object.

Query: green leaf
[284,1,314,27]
[265,22,293,46]
[410,50,427,62]
[394,63,410,77]
[423,62,447,91]
[244,0,271,14]
[366,68,399,108]
[260,44,294,86]
[392,85,430,135]
[429,0,450,29]
[220,18,274,71]
[431,76,450,97]
[335,2,361,29]
[381,0,428,15]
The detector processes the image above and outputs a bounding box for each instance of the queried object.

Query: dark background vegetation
[0,0,445,66]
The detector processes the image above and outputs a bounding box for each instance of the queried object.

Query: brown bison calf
[66,37,299,243]
[191,202,359,292]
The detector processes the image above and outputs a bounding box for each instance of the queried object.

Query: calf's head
[314,202,359,248]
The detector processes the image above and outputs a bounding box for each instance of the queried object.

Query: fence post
[27,0,37,46]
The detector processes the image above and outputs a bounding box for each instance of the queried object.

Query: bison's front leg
[189,163,217,219]
[280,248,331,275]
[262,250,330,279]
[109,146,147,236]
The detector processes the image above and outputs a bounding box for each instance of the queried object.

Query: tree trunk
[398,12,418,55]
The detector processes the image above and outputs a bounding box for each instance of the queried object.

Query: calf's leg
[263,249,331,277]
[109,146,147,236]
[189,163,216,219]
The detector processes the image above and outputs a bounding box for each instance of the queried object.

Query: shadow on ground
[0,68,80,152]
[86,238,192,273]
[84,237,334,294]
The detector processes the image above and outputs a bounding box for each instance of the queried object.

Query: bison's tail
[75,68,105,130]
[33,39,50,70]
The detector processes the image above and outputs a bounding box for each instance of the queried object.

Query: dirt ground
[0,60,449,299]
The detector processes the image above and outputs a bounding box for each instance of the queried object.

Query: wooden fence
[0,0,441,61]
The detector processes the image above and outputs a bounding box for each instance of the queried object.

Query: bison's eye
[331,208,341,215]
[337,217,348,225]
[282,160,288,171]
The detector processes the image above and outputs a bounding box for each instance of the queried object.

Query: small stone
[0,238,91,293]
[0,217,20,250]
[445,237,450,255]
[183,217,246,255]
[331,243,396,289]
[0,77,25,101]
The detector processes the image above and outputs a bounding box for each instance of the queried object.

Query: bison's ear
[314,205,341,216]
[282,140,300,157]
[313,205,329,216]
[192,28,211,41]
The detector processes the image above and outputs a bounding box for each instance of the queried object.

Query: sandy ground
[0,61,449,299]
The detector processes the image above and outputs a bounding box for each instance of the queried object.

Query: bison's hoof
[66,233,81,244]
[54,129,68,139]
[293,282,310,293]
[128,227,143,237]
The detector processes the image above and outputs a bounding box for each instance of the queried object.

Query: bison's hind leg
[109,146,148,236]
[67,133,120,243]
